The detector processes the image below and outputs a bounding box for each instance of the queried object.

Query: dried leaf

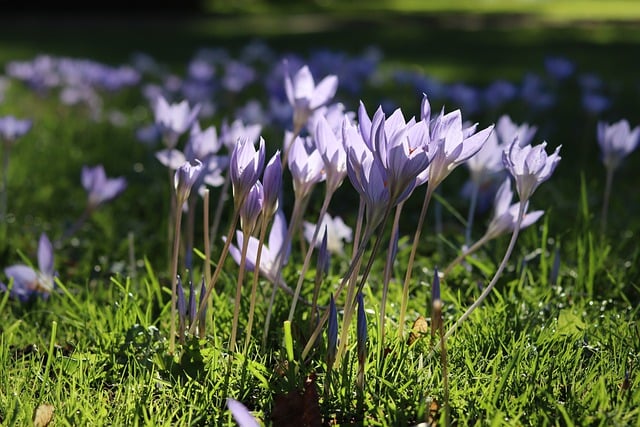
[271,374,321,427]
[33,404,54,427]
[408,316,429,345]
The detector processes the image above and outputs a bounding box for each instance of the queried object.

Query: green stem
[190,208,240,335]
[443,203,525,341]
[229,228,251,352]
[442,233,491,277]
[287,190,334,322]
[465,182,479,246]
[169,197,184,354]
[244,213,270,352]
[600,166,614,235]
[378,202,403,356]
[398,184,435,338]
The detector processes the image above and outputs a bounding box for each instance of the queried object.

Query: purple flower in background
[227,399,259,427]
[0,116,33,144]
[466,115,537,188]
[220,119,262,152]
[230,137,266,209]
[503,139,561,202]
[284,63,338,131]
[82,165,127,210]
[485,178,544,240]
[226,210,290,285]
[544,56,575,80]
[303,213,352,255]
[582,92,610,115]
[597,119,640,172]
[153,95,201,147]
[1,233,55,301]
[222,60,256,93]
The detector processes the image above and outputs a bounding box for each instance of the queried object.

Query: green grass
[1,11,640,426]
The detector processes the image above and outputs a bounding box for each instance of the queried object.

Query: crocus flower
[153,95,201,147]
[82,165,127,210]
[262,151,282,217]
[419,94,494,189]
[226,210,290,286]
[0,116,32,144]
[239,181,264,235]
[503,140,561,202]
[174,159,203,205]
[230,137,266,209]
[1,233,54,301]
[597,119,640,172]
[314,114,348,193]
[317,227,330,276]
[284,64,338,131]
[484,178,544,240]
[343,119,390,228]
[287,134,325,200]
[227,398,260,427]
[303,213,352,255]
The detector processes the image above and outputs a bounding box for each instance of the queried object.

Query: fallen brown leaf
[408,316,430,345]
[33,404,54,427]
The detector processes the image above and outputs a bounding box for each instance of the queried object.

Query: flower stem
[287,190,334,322]
[209,171,231,254]
[244,214,270,352]
[0,144,10,231]
[229,228,251,353]
[398,183,435,338]
[169,197,185,354]
[378,202,403,354]
[442,233,491,277]
[443,202,525,341]
[262,194,309,346]
[465,182,479,246]
[300,221,377,361]
[190,208,240,335]
[203,189,211,286]
[600,166,614,235]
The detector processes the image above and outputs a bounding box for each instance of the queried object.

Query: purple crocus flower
[314,114,348,193]
[227,398,259,427]
[230,137,265,209]
[485,178,544,240]
[174,159,203,205]
[262,151,282,217]
[466,115,537,188]
[0,116,32,144]
[597,119,640,172]
[81,165,127,210]
[287,134,325,200]
[1,233,54,301]
[343,119,390,228]
[153,95,201,147]
[239,181,264,235]
[284,64,339,131]
[503,140,561,202]
[419,94,494,189]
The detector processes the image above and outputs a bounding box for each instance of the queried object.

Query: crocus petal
[310,74,338,110]
[37,233,54,276]
[156,149,187,170]
[227,399,260,427]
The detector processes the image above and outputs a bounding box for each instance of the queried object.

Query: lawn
[0,7,639,426]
